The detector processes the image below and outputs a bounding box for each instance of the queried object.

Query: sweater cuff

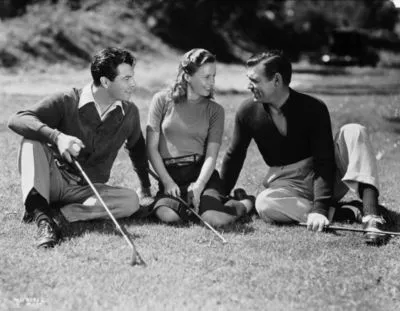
[38,125,61,145]
[311,200,330,217]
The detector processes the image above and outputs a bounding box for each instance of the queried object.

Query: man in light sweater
[8,47,151,248]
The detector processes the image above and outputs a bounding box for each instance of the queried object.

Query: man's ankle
[25,190,48,212]
[24,189,53,226]
[240,199,254,214]
[362,214,385,224]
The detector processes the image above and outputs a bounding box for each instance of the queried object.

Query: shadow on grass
[61,219,136,241]
[59,211,250,242]
[136,211,256,235]
[217,219,256,234]
[293,67,350,76]
[300,84,400,96]
[57,198,400,243]
[215,89,248,96]
[58,214,173,242]
[59,209,257,242]
[381,115,400,135]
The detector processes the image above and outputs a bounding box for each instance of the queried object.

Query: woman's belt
[163,154,204,167]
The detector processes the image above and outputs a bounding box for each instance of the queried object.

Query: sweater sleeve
[147,92,166,133]
[207,102,225,145]
[125,105,150,189]
[8,92,68,144]
[309,101,335,216]
[220,105,252,195]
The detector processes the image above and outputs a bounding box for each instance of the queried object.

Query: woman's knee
[155,206,181,223]
[116,189,139,217]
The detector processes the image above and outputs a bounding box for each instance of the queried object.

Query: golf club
[147,168,228,244]
[298,222,400,236]
[73,158,146,266]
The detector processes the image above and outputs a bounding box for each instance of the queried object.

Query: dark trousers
[154,162,242,221]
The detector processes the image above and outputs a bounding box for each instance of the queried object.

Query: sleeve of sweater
[7,92,69,144]
[207,102,225,145]
[309,101,335,217]
[147,91,166,133]
[220,103,252,196]
[125,104,151,189]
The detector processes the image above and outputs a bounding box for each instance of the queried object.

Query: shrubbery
[0,0,399,67]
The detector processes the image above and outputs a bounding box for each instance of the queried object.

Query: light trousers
[255,124,379,223]
[18,139,139,222]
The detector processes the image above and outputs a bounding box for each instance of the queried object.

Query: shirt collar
[79,83,125,116]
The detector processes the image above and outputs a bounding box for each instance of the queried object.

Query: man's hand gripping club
[56,133,85,162]
[306,213,330,232]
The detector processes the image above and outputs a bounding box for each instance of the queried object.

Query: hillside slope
[0,1,178,69]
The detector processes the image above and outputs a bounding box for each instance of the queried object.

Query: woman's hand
[163,180,181,197]
[187,180,206,212]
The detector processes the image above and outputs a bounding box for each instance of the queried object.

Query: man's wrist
[311,201,330,217]
[51,129,62,144]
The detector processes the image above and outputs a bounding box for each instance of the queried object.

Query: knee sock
[358,183,379,216]
[25,190,52,225]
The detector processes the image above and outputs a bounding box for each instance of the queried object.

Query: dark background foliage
[0,0,399,65]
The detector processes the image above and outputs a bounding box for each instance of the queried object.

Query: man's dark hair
[246,50,292,85]
[91,47,136,86]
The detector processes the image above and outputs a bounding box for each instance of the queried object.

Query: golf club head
[130,252,147,267]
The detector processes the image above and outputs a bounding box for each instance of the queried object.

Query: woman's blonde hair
[168,48,216,103]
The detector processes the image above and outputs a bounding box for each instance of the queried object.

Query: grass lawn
[0,62,400,311]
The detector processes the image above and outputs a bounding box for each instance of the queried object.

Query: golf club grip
[147,168,228,244]
[72,159,138,250]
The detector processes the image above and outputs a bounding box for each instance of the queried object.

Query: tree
[0,0,29,18]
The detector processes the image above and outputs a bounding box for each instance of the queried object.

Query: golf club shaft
[299,222,400,236]
[147,168,228,244]
[73,159,144,262]
[174,195,228,244]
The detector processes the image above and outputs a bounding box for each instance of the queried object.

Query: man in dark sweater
[220,50,388,244]
[8,47,151,248]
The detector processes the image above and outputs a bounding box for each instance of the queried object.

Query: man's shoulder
[44,88,80,103]
[290,89,329,116]
[122,100,139,118]
[291,89,326,108]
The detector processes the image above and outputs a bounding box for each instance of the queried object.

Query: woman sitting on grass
[146,48,253,226]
